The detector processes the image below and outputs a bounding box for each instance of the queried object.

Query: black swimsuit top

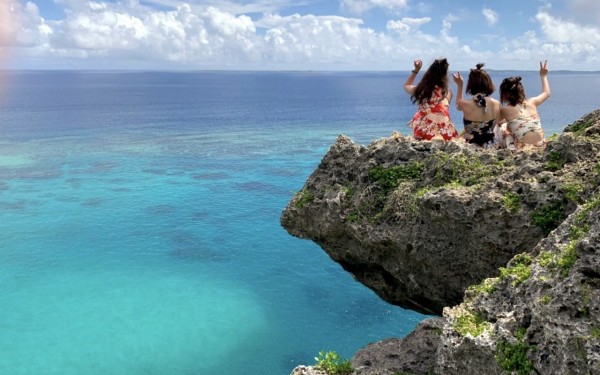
[463,118,496,147]
[463,118,495,127]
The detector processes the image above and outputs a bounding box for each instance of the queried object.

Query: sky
[0,0,599,71]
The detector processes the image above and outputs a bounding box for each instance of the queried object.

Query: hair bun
[476,63,485,70]
[516,76,522,83]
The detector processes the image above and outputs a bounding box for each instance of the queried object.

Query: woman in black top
[452,63,500,148]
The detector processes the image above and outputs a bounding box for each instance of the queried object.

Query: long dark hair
[466,63,495,96]
[411,58,449,105]
[499,76,525,106]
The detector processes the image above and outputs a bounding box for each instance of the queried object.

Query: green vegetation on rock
[429,152,508,187]
[539,295,552,305]
[545,150,567,171]
[495,329,536,375]
[556,193,600,277]
[502,192,523,213]
[562,183,584,204]
[467,277,499,297]
[538,251,556,268]
[342,186,355,200]
[454,310,490,337]
[557,241,578,277]
[500,254,533,287]
[567,118,595,136]
[531,199,567,235]
[314,350,354,375]
[368,162,424,193]
[294,190,314,208]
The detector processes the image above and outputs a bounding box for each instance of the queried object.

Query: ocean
[0,70,597,375]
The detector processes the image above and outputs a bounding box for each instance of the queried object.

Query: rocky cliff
[282,110,600,374]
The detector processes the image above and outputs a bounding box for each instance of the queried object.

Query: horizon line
[2,68,600,74]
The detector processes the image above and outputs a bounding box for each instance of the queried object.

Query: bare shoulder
[488,98,501,109]
[500,104,519,120]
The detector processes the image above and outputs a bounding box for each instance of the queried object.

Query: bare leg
[521,131,545,147]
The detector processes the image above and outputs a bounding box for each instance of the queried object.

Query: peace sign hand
[452,72,463,85]
[539,60,549,77]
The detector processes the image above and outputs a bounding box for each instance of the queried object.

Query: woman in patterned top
[404,58,459,141]
[452,63,500,148]
[498,60,550,149]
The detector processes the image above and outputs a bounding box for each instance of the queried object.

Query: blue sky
[1,0,599,70]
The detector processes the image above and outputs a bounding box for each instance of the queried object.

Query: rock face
[281,112,600,315]
[283,110,600,375]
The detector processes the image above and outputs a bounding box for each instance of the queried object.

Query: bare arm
[529,60,550,106]
[496,108,506,126]
[452,72,464,110]
[404,59,422,95]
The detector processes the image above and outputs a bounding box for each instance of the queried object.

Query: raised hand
[452,72,463,85]
[539,60,549,77]
[413,60,423,72]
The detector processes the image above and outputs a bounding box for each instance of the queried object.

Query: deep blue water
[0,71,597,375]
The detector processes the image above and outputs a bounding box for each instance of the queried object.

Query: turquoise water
[0,128,422,374]
[0,71,597,374]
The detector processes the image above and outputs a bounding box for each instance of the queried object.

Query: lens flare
[0,0,12,64]
[0,0,14,102]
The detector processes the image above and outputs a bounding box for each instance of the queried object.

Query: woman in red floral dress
[403,58,459,141]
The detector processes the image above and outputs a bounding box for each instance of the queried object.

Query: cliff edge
[282,110,600,374]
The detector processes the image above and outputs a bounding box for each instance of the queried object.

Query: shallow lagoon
[0,71,596,374]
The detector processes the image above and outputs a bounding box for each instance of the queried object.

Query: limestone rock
[282,110,600,375]
[281,127,599,315]
[290,365,327,375]
[352,318,444,375]
[434,193,600,374]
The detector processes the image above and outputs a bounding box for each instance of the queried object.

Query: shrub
[314,350,354,375]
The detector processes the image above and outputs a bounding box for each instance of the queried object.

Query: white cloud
[386,17,430,32]
[440,16,457,45]
[536,11,600,44]
[532,11,600,65]
[89,2,109,12]
[259,13,394,65]
[3,0,463,69]
[482,8,498,26]
[566,0,600,24]
[2,1,600,70]
[340,0,408,15]
[492,11,600,68]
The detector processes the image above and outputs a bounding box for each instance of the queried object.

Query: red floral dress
[408,86,458,141]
